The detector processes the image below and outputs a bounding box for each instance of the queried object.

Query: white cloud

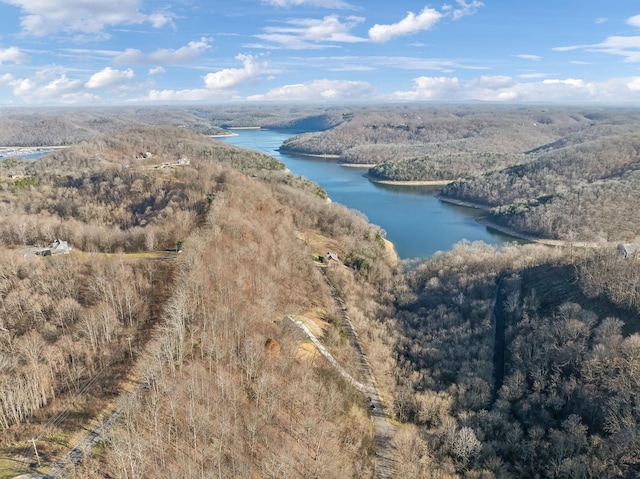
[204,54,266,89]
[0,68,101,103]
[517,54,541,61]
[450,0,484,20]
[596,17,607,25]
[555,16,640,63]
[518,72,549,79]
[262,0,355,9]
[0,46,30,64]
[262,0,354,7]
[392,76,462,100]
[392,74,640,103]
[248,79,376,101]
[369,7,443,43]
[254,15,366,49]
[136,88,238,102]
[114,38,212,65]
[149,66,166,75]
[626,14,640,28]
[85,67,134,89]
[4,0,175,36]
[589,35,640,62]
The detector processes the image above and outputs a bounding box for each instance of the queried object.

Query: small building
[36,239,71,256]
[50,239,70,254]
[618,243,639,259]
[326,252,339,263]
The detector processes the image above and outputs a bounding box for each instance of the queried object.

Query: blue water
[218,129,516,259]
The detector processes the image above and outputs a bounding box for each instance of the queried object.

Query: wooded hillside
[0,105,344,147]
[389,242,640,478]
[2,106,640,478]
[441,131,640,242]
[0,122,397,478]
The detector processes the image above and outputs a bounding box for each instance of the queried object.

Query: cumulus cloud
[262,0,354,7]
[114,38,212,65]
[149,66,166,75]
[4,0,174,36]
[368,2,483,43]
[204,54,266,89]
[0,68,101,104]
[392,74,640,103]
[247,79,376,101]
[253,15,366,49]
[85,67,135,89]
[369,7,442,42]
[0,46,30,64]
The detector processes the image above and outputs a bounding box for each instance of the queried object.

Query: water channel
[218,129,516,259]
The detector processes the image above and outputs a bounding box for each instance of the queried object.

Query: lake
[218,129,516,259]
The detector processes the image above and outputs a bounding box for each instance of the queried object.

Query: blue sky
[1,0,640,105]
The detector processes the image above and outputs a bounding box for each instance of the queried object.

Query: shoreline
[339,163,376,168]
[210,133,238,138]
[436,195,493,211]
[367,175,453,186]
[438,195,601,247]
[277,150,340,159]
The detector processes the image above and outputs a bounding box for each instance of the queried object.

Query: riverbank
[340,163,376,168]
[366,175,453,186]
[219,127,519,259]
[210,133,238,138]
[277,150,340,159]
[437,195,492,211]
[437,196,600,248]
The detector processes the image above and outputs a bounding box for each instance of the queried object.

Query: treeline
[389,241,640,478]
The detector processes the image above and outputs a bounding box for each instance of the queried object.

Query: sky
[1,0,640,105]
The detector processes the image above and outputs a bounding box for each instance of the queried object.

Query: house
[36,239,71,256]
[326,252,339,262]
[50,239,70,254]
[618,243,639,259]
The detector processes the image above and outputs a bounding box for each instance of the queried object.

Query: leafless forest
[1,105,639,478]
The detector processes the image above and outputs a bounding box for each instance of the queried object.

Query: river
[219,129,516,259]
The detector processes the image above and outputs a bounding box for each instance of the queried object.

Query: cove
[218,129,516,259]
